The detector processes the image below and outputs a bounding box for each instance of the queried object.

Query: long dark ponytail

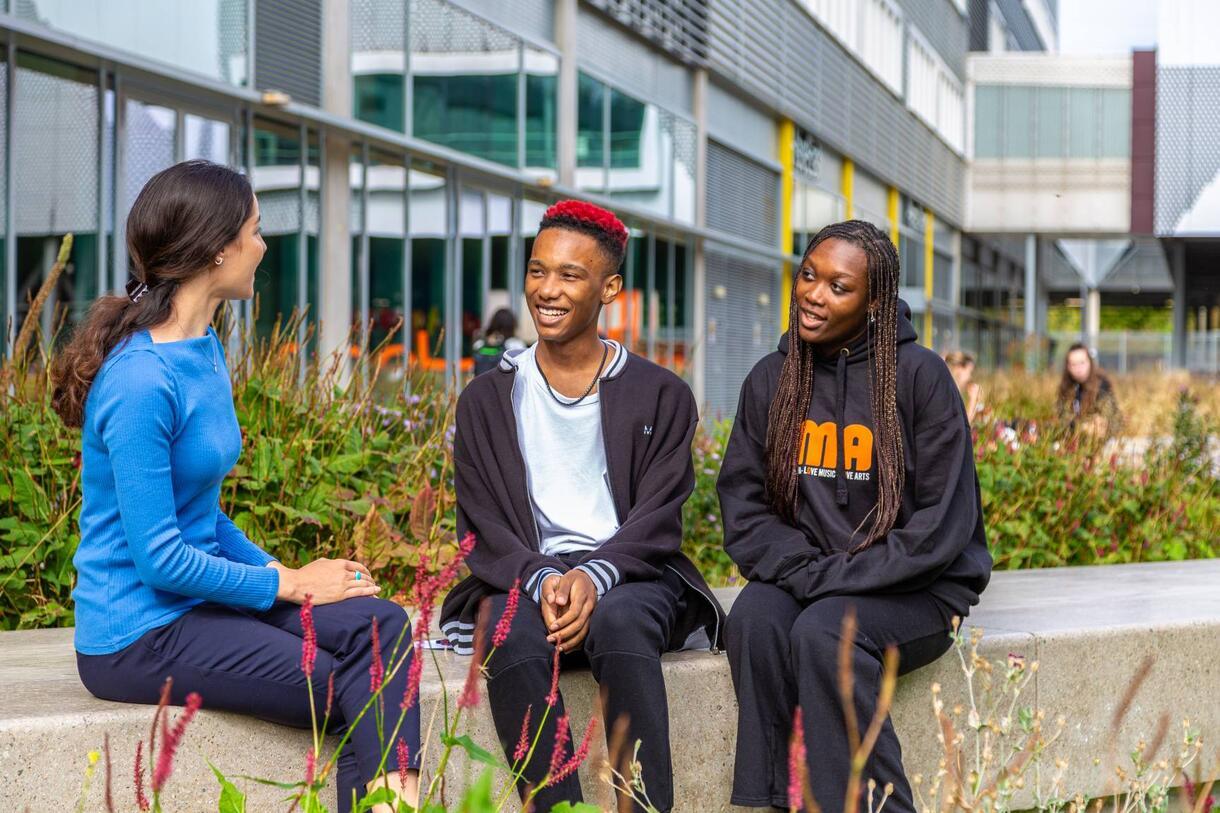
[51,160,253,427]
[763,219,905,550]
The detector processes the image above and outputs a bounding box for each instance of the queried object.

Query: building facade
[0,0,1100,419]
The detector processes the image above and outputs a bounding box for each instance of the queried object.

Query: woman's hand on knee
[270,559,378,604]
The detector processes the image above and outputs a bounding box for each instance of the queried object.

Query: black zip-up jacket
[440,345,725,654]
[716,301,991,616]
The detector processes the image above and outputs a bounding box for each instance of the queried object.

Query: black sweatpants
[725,581,956,813]
[77,597,422,813]
[484,566,684,813]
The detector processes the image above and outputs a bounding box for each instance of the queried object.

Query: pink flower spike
[305,747,316,787]
[549,713,571,777]
[788,706,807,811]
[152,692,203,793]
[300,595,317,679]
[396,738,411,784]
[546,647,561,707]
[548,717,597,787]
[493,580,521,648]
[369,616,384,693]
[514,705,534,763]
[324,672,335,719]
[401,651,424,711]
[134,741,150,811]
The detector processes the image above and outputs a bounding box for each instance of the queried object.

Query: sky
[1056,0,1159,55]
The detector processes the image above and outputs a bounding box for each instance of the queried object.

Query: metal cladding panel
[1155,65,1220,235]
[896,0,968,81]
[577,8,692,114]
[967,0,989,51]
[454,0,555,43]
[707,80,778,165]
[707,140,779,245]
[994,0,1046,51]
[708,0,966,226]
[254,0,323,106]
[705,249,780,419]
[584,0,709,66]
[1130,50,1156,235]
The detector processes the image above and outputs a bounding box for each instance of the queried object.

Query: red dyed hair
[538,200,629,272]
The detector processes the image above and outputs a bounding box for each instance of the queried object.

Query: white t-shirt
[511,342,621,556]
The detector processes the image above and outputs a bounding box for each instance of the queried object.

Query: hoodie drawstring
[835,347,849,507]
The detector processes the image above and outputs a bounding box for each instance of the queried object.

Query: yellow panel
[841,158,854,220]
[779,119,795,331]
[924,208,935,346]
[887,187,900,247]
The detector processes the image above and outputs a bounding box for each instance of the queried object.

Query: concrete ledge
[2,560,1218,811]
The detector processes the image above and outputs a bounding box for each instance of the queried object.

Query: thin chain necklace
[536,340,610,407]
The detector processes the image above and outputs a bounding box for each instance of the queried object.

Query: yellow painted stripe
[887,187,900,248]
[841,158,854,220]
[779,119,795,331]
[924,208,935,346]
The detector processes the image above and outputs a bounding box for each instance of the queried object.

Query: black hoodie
[716,301,991,616]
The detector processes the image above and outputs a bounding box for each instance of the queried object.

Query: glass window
[15,0,249,86]
[899,233,924,289]
[14,53,100,339]
[1035,87,1065,158]
[410,0,520,166]
[577,72,605,173]
[974,85,1002,159]
[1004,86,1033,158]
[184,114,231,164]
[609,88,646,170]
[524,48,558,174]
[355,73,406,132]
[1068,88,1098,158]
[250,119,319,343]
[1100,88,1130,157]
[124,99,177,213]
[351,0,407,132]
[408,161,447,370]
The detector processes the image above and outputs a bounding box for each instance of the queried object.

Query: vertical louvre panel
[705,250,779,418]
[707,0,967,225]
[255,0,323,107]
[706,140,778,246]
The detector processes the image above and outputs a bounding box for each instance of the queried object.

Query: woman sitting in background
[1056,342,1121,438]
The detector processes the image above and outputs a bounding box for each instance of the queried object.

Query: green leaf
[548,804,603,813]
[456,769,494,812]
[209,763,247,813]
[355,787,397,812]
[441,734,508,771]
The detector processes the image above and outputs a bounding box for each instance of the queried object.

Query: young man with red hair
[440,201,724,812]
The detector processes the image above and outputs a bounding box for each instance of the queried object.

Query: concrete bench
[2,559,1217,812]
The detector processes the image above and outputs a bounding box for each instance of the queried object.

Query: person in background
[1056,343,1121,438]
[944,350,984,425]
[473,307,526,376]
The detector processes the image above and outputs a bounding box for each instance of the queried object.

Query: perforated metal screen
[704,249,780,419]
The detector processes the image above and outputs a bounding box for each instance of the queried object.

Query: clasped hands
[539,569,598,652]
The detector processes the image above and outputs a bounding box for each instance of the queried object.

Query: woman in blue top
[51,160,419,813]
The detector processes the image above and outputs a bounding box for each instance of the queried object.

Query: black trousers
[484,566,683,813]
[725,581,956,813]
[77,597,422,813]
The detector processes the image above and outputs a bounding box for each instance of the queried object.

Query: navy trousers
[725,582,957,813]
[483,566,684,813]
[77,597,421,813]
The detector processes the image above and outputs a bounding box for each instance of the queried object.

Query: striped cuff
[526,567,563,604]
[574,560,621,599]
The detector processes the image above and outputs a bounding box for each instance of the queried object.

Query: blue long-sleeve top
[72,327,280,655]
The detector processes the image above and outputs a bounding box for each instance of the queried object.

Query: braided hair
[763,219,905,550]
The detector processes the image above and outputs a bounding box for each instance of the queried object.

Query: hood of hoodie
[776,298,919,362]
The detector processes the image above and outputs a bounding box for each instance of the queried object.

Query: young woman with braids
[52,160,419,813]
[717,220,991,812]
